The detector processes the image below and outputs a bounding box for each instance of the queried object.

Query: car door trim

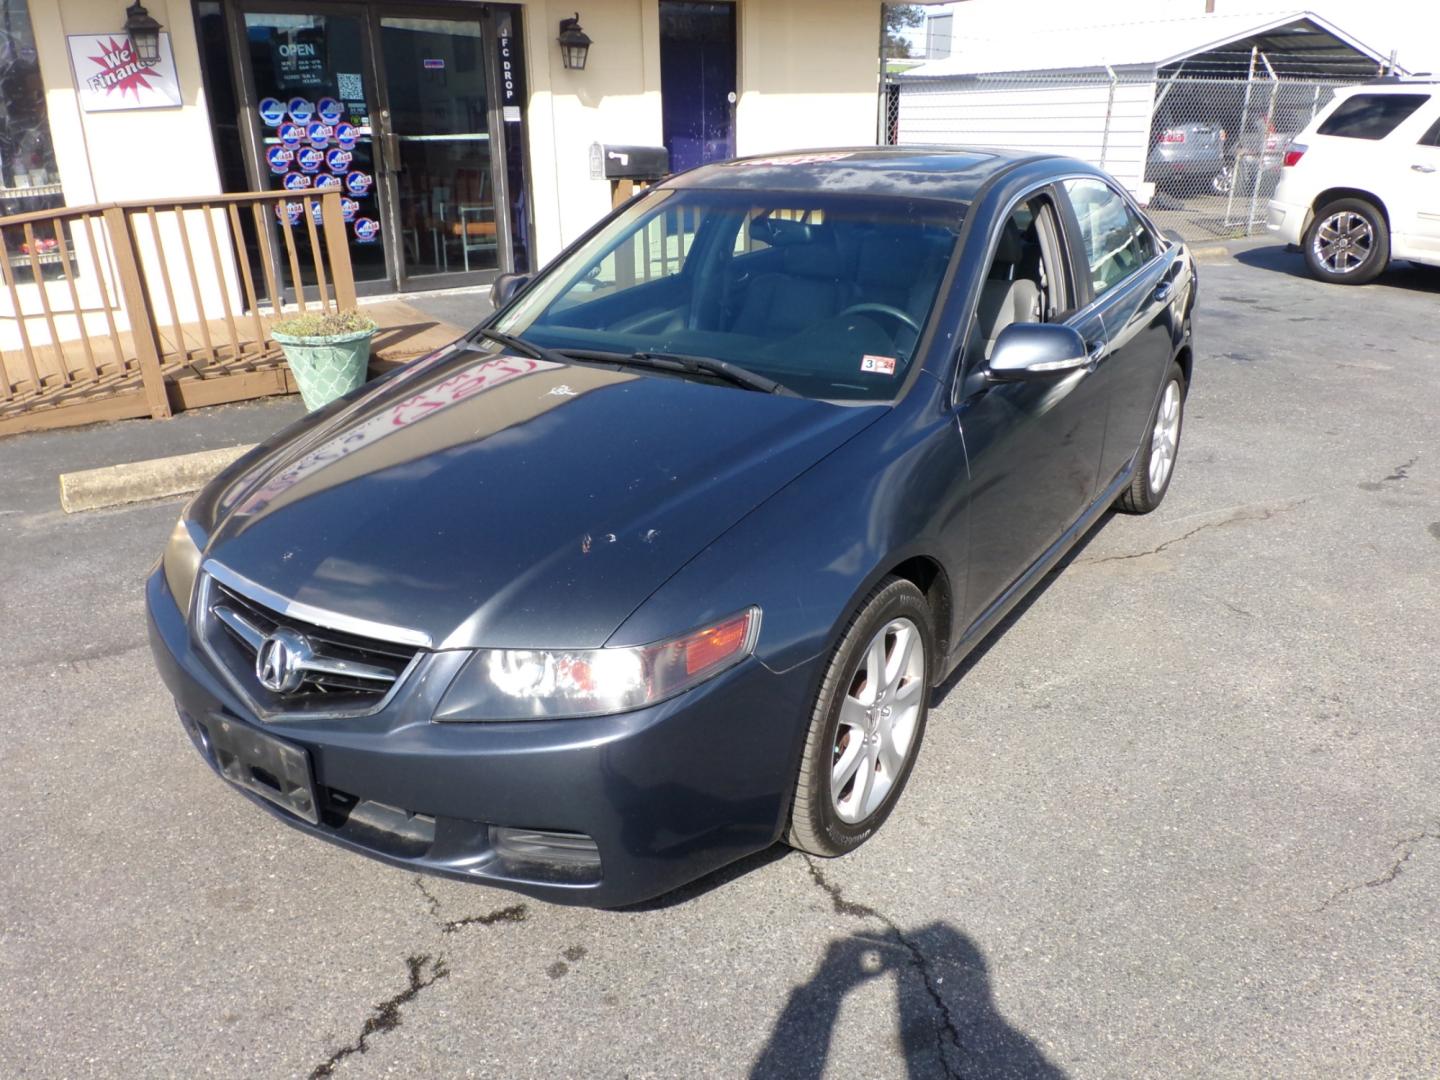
[950,172,1169,408]
[949,180,1080,406]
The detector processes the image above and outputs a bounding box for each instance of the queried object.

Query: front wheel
[785,577,934,857]
[1303,198,1389,285]
[1116,363,1186,515]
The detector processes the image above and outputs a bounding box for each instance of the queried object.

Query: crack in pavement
[1316,827,1440,913]
[1077,498,1311,566]
[1359,455,1420,491]
[309,954,449,1079]
[442,904,528,934]
[411,873,529,934]
[803,856,966,1080]
[412,875,441,920]
[306,881,529,1075]
[1382,456,1418,483]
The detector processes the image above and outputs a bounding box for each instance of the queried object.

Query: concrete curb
[1187,236,1281,262]
[59,444,254,514]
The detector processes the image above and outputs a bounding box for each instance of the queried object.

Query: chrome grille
[203,575,421,717]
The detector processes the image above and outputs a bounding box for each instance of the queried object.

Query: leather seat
[973,223,1042,360]
[849,231,943,319]
[729,243,844,338]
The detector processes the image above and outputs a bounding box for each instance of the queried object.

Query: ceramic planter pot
[272,327,375,410]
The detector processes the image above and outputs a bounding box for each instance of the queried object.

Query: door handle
[1413,164,1437,173]
[1153,281,1174,303]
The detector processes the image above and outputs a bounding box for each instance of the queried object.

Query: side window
[1316,93,1430,140]
[1420,116,1440,147]
[1061,179,1155,298]
[965,194,1070,366]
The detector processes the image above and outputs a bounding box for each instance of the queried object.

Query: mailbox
[601,145,670,181]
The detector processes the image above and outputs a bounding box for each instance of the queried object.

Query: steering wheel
[837,302,922,341]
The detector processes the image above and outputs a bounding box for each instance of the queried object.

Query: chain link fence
[884,68,1358,240]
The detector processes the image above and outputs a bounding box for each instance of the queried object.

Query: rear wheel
[1303,198,1388,285]
[1116,363,1186,515]
[785,577,933,857]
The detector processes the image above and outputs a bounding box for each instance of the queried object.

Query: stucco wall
[35,0,222,207]
[735,0,882,157]
[520,0,665,267]
[521,0,885,265]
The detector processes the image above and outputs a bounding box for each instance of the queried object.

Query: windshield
[496,189,963,401]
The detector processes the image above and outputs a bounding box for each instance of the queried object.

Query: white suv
[1268,81,1440,284]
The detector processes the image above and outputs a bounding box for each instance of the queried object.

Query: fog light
[491,826,600,869]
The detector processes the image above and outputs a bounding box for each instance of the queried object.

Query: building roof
[902,10,1395,80]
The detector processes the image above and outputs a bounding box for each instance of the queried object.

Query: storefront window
[0,0,65,280]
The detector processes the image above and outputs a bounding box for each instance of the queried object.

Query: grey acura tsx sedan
[148,147,1196,907]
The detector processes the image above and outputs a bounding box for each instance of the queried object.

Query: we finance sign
[66,33,181,112]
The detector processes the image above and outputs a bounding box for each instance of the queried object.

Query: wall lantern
[123,1,163,67]
[557,14,592,71]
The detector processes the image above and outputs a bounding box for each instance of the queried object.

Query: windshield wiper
[620,351,796,395]
[470,333,794,395]
[470,327,575,367]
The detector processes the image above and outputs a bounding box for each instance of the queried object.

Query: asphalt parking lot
[2,243,1437,1079]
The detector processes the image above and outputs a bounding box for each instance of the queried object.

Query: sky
[906,0,1440,75]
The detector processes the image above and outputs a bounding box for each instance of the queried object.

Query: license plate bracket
[207,717,319,825]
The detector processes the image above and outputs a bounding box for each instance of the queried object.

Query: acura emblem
[256,628,314,693]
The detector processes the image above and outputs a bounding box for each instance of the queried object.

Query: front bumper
[146,568,815,907]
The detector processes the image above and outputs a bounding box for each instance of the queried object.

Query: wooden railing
[0,189,356,436]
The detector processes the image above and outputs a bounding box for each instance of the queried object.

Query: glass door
[372,11,508,288]
[235,6,393,293]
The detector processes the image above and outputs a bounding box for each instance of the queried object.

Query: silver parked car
[1146,110,1225,193]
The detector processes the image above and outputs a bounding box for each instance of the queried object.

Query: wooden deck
[0,299,464,437]
[0,190,459,438]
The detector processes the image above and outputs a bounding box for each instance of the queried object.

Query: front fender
[607,385,968,682]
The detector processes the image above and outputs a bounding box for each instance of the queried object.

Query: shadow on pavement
[751,923,1064,1079]
[1233,244,1440,293]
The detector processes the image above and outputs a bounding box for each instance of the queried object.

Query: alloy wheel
[831,617,926,824]
[1312,211,1374,274]
[1149,380,1182,494]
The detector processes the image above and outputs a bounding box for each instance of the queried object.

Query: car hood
[204,349,883,650]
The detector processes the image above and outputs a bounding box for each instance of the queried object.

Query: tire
[1116,362,1186,515]
[1303,198,1389,285]
[785,577,934,857]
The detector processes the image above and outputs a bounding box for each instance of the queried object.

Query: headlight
[162,514,205,616]
[435,607,761,721]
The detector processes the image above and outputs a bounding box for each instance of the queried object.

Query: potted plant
[270,310,379,411]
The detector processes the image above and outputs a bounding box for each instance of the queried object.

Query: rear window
[1317,94,1430,140]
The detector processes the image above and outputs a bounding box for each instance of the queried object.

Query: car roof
[1337,80,1440,95]
[662,146,1059,204]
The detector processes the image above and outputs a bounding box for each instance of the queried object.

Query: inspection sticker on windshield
[860,355,897,376]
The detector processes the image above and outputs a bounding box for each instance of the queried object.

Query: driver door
[952,187,1109,630]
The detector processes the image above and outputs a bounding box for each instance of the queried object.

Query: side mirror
[987,323,1091,381]
[489,272,532,311]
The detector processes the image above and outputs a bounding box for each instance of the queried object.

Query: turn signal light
[681,609,757,676]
